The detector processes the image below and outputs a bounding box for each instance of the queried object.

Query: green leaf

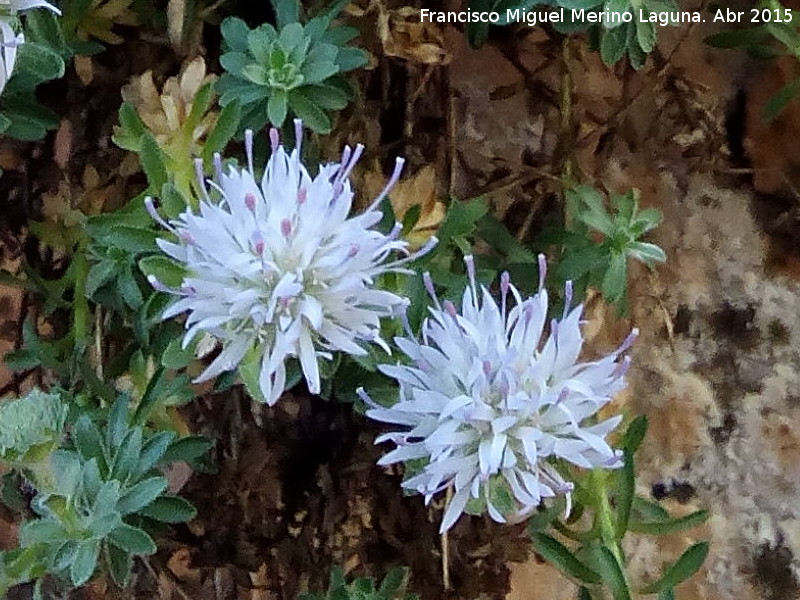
[135,431,175,477]
[641,542,709,594]
[302,60,339,85]
[185,81,215,133]
[601,252,627,302]
[203,100,241,162]
[106,396,130,450]
[19,520,68,546]
[628,241,666,264]
[106,544,133,587]
[159,436,214,465]
[288,88,331,133]
[111,428,143,483]
[763,78,800,122]
[271,0,300,28]
[15,41,65,84]
[616,449,635,539]
[73,415,108,467]
[139,133,169,191]
[221,17,250,53]
[335,46,368,72]
[70,539,100,586]
[604,0,631,27]
[623,415,647,453]
[378,567,408,599]
[220,51,252,78]
[114,103,147,151]
[531,532,602,584]
[116,476,168,515]
[600,24,628,66]
[635,18,656,53]
[629,509,709,535]
[595,547,631,600]
[139,495,197,523]
[138,255,188,288]
[239,347,268,403]
[108,524,156,555]
[268,90,289,126]
[703,27,771,49]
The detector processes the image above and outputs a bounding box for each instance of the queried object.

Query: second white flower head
[363,256,635,533]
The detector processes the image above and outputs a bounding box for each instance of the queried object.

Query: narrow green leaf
[600,24,628,66]
[73,415,108,468]
[267,90,289,127]
[159,435,214,465]
[628,509,709,535]
[763,78,800,123]
[70,539,100,586]
[602,252,628,302]
[108,524,157,555]
[185,81,215,133]
[203,100,241,162]
[106,544,133,587]
[139,495,197,523]
[623,416,648,453]
[641,542,709,594]
[595,547,631,600]
[139,133,169,191]
[116,476,168,515]
[531,532,602,584]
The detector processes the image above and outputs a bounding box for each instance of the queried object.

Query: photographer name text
[419,8,790,27]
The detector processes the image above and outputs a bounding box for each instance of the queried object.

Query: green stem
[590,468,628,579]
[72,237,90,354]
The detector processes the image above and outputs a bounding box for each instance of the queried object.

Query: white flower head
[0,0,61,98]
[361,255,635,533]
[148,120,437,406]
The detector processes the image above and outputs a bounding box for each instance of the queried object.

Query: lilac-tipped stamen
[194,158,209,202]
[269,127,279,152]
[145,197,176,233]
[563,280,573,319]
[338,144,364,185]
[538,254,547,290]
[368,157,405,212]
[245,193,257,213]
[213,152,224,182]
[281,218,292,238]
[615,327,639,355]
[464,255,477,299]
[422,272,441,308]
[357,387,381,410]
[500,271,510,320]
[293,118,303,154]
[244,129,254,174]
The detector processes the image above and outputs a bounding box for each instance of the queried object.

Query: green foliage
[0,10,69,140]
[0,395,205,593]
[217,6,367,134]
[705,1,800,121]
[467,0,679,68]
[0,389,67,464]
[548,185,665,311]
[528,418,709,600]
[300,566,418,600]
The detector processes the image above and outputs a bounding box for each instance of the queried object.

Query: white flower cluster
[0,1,61,97]
[361,256,635,533]
[148,121,436,405]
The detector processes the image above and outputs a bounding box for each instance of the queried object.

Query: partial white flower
[361,256,636,533]
[0,0,61,97]
[148,121,436,405]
